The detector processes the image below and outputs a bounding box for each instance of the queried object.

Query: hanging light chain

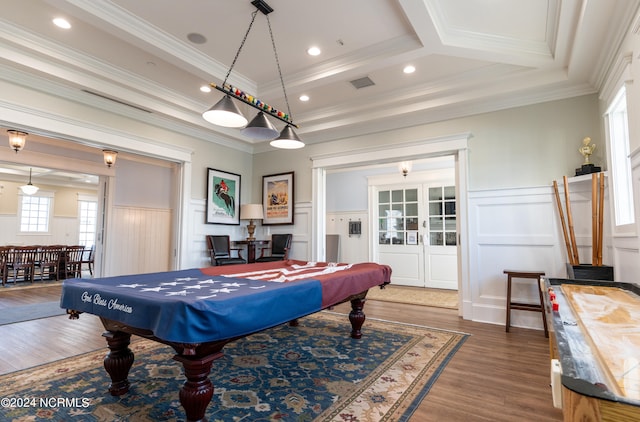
[222,9,259,86]
[266,14,293,120]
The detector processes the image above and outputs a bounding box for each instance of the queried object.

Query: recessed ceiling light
[299,95,309,102]
[403,65,416,74]
[200,85,212,93]
[187,33,207,44]
[53,17,71,29]
[307,46,321,56]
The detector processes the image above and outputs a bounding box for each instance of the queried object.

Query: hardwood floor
[0,285,563,421]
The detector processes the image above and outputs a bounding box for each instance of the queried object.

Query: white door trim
[1,103,193,272]
[311,132,471,317]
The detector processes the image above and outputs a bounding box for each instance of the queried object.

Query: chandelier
[202,0,304,149]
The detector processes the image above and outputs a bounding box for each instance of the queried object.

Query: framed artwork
[206,168,241,225]
[262,171,294,225]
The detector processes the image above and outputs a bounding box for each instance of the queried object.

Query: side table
[233,240,269,263]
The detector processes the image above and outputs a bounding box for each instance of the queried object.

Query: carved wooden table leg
[349,297,366,339]
[102,330,134,396]
[173,352,222,422]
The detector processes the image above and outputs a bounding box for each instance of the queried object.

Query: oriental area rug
[0,312,467,422]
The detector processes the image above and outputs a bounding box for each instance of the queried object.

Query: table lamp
[240,204,264,241]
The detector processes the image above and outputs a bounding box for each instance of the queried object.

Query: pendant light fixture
[7,130,28,153]
[20,168,39,195]
[202,94,248,128]
[103,150,118,168]
[241,111,279,140]
[271,125,304,149]
[399,161,412,177]
[202,0,304,148]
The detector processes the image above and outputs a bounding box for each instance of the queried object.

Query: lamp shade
[270,125,305,149]
[202,95,248,128]
[240,203,264,220]
[240,111,279,140]
[20,183,39,195]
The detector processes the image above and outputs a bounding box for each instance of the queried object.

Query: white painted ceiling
[1,0,638,158]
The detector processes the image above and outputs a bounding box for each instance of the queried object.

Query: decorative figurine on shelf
[575,136,601,176]
[579,137,596,164]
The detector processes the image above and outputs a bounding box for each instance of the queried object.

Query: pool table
[60,260,391,422]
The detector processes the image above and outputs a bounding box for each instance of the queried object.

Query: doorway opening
[311,133,471,317]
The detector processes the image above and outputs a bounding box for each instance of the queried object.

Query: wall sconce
[103,150,118,168]
[20,168,39,195]
[399,161,412,178]
[7,130,28,153]
[240,203,264,241]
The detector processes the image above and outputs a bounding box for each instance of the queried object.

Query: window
[606,87,634,226]
[20,194,52,232]
[78,199,98,247]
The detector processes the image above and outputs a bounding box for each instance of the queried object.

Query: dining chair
[8,246,39,284]
[80,245,95,276]
[206,235,246,266]
[256,234,292,262]
[37,245,65,281]
[64,245,86,278]
[0,246,10,286]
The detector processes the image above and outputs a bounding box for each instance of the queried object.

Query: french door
[374,182,458,289]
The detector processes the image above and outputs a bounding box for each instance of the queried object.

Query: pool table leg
[102,330,134,396]
[349,298,366,339]
[173,353,221,422]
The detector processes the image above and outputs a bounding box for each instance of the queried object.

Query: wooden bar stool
[504,270,548,337]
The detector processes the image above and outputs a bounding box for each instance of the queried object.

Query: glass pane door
[428,186,456,246]
[378,188,418,245]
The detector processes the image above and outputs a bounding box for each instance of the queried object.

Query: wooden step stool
[504,270,548,337]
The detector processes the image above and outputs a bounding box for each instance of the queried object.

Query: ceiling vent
[350,76,375,89]
[82,90,152,113]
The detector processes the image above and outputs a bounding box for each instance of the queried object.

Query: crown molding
[61,0,256,92]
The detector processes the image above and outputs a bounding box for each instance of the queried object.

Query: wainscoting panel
[105,206,171,276]
[326,211,368,264]
[468,186,565,330]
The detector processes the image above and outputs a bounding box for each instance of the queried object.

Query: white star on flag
[221,282,245,287]
[197,279,218,285]
[140,287,169,292]
[166,290,190,296]
[118,283,147,288]
[175,277,199,281]
[196,294,218,300]
[209,288,238,294]
[160,281,185,286]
